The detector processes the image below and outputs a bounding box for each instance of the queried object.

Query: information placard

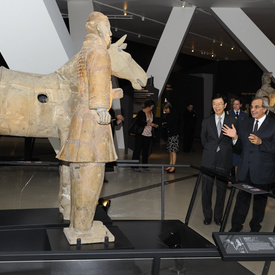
[213,232,275,261]
[233,183,269,195]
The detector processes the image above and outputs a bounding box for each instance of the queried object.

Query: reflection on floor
[0,136,274,274]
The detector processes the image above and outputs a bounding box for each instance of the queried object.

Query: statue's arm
[87,47,111,110]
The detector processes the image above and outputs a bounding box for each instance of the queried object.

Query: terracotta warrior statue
[56,12,119,244]
[255,72,275,112]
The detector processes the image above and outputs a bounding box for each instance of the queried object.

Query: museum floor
[0,136,274,275]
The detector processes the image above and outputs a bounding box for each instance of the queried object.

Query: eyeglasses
[212,103,224,107]
[250,105,262,110]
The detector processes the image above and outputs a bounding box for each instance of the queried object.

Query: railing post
[185,172,202,226]
[161,165,165,220]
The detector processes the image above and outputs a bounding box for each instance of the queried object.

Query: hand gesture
[222,124,238,140]
[248,134,262,145]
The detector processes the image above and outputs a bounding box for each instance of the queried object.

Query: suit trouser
[202,174,227,221]
[231,174,274,232]
[201,151,229,221]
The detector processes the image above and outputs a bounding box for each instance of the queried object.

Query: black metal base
[0,209,255,275]
[0,208,68,229]
[0,206,112,230]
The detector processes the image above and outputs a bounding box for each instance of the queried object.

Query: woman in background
[132,99,159,172]
[162,102,179,173]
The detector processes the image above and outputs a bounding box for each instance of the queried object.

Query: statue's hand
[97,108,111,125]
[112,88,123,99]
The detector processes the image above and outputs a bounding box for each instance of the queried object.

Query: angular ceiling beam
[212,7,275,79]
[147,6,196,96]
[68,1,94,52]
[0,0,75,74]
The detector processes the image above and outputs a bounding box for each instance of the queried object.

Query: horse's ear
[120,43,127,50]
[113,35,127,48]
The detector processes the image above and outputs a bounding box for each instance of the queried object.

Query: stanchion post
[185,172,202,226]
[220,186,236,232]
[161,165,165,220]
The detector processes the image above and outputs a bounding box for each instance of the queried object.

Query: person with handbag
[132,99,159,172]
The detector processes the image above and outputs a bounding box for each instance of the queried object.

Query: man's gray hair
[253,96,269,109]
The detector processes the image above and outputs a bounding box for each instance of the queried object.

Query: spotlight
[181,1,186,8]
[220,42,223,47]
[191,49,194,53]
[231,46,235,50]
[98,198,111,213]
[124,10,127,16]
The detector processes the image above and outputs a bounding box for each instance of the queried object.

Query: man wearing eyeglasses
[201,93,237,226]
[223,97,275,232]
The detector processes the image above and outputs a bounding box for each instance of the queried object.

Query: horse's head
[108,35,147,90]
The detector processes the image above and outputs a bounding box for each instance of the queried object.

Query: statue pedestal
[64,221,115,245]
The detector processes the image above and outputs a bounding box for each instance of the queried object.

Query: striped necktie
[217,117,222,137]
[253,120,259,133]
[217,117,222,152]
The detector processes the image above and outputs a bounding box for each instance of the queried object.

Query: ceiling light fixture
[111,26,159,41]
[220,43,223,47]
[231,46,235,50]
[181,1,186,8]
[107,15,133,20]
[124,10,127,16]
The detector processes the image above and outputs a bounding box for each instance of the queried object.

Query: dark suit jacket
[235,116,275,184]
[229,110,248,128]
[201,114,237,170]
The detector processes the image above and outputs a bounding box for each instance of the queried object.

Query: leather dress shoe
[203,219,211,225]
[214,219,222,226]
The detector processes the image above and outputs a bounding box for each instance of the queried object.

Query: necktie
[236,111,239,118]
[217,117,222,137]
[253,120,259,133]
[216,117,222,152]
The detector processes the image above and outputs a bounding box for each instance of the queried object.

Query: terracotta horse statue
[0,35,147,219]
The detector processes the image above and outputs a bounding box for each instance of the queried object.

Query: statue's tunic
[57,34,117,163]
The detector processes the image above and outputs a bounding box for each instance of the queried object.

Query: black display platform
[0,210,256,275]
[0,219,219,261]
[0,208,68,229]
[0,206,112,230]
[112,220,214,249]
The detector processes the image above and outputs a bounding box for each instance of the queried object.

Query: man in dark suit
[201,94,237,226]
[223,97,275,232]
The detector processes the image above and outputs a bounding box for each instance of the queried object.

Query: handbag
[161,124,168,142]
[129,116,144,135]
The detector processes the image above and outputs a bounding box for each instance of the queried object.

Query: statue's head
[261,72,273,85]
[85,12,112,48]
